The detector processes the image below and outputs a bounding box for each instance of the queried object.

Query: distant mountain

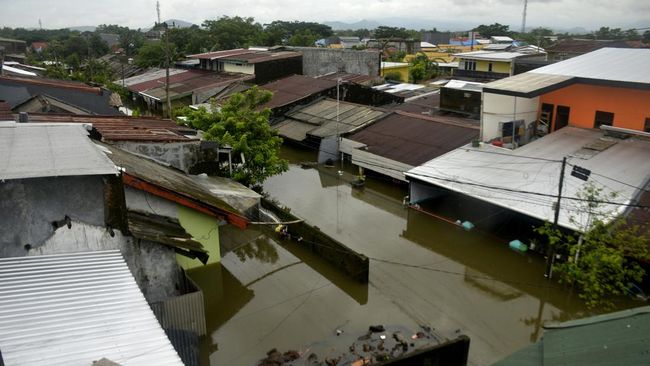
[68,25,97,32]
[324,20,380,30]
[325,18,474,32]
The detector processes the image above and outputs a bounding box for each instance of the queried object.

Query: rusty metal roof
[261,75,337,109]
[188,49,301,64]
[347,110,479,166]
[316,72,377,85]
[125,69,253,97]
[546,39,649,54]
[25,114,196,142]
[0,100,13,120]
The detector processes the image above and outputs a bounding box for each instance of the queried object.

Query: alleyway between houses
[190,145,636,366]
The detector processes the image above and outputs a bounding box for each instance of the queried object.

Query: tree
[181,87,288,187]
[535,183,649,309]
[287,30,318,47]
[134,41,167,68]
[473,23,512,38]
[644,30,650,44]
[409,63,426,83]
[202,16,263,50]
[374,26,411,39]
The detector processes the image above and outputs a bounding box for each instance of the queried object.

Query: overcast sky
[0,0,648,31]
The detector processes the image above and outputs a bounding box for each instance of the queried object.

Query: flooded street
[190,145,634,365]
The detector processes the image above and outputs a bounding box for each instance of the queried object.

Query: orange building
[480,47,650,143]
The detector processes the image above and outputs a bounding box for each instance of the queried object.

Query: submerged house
[452,50,545,81]
[405,47,650,236]
[273,98,388,161]
[480,47,650,143]
[341,111,479,182]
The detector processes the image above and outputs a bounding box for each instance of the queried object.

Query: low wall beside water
[261,198,370,283]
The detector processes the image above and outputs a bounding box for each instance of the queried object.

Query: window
[464,60,476,71]
[488,62,493,72]
[594,111,614,128]
[645,118,650,132]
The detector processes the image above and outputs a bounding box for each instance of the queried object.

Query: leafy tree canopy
[473,23,513,38]
[180,87,288,187]
[374,26,412,39]
[535,183,649,310]
[202,16,263,50]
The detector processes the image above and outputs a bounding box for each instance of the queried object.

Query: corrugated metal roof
[100,143,257,226]
[0,123,117,180]
[25,114,196,142]
[546,39,647,54]
[261,75,337,109]
[0,250,184,366]
[406,127,650,232]
[284,98,388,139]
[347,110,478,166]
[529,47,650,84]
[453,50,530,61]
[483,72,574,97]
[187,49,301,63]
[316,72,377,85]
[493,306,650,366]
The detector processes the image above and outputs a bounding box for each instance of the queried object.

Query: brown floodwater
[189,145,639,366]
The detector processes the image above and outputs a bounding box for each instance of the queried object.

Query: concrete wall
[293,47,381,77]
[114,141,201,172]
[222,62,254,74]
[29,221,184,303]
[481,92,539,141]
[0,176,106,257]
[0,175,184,303]
[539,83,650,132]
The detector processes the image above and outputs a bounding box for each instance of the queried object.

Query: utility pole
[164,26,172,119]
[545,156,567,279]
[521,0,528,33]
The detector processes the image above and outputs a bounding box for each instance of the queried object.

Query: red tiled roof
[347,110,479,166]
[25,114,196,142]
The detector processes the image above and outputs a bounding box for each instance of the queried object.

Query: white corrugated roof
[443,79,485,91]
[453,50,529,61]
[406,127,650,232]
[0,123,118,180]
[381,61,409,68]
[421,41,437,48]
[0,250,183,366]
[529,47,650,84]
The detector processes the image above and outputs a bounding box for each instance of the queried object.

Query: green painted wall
[176,205,221,269]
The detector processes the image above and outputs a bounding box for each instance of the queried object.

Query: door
[554,105,570,131]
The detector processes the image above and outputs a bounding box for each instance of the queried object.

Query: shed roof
[0,250,183,366]
[316,72,377,85]
[100,143,256,228]
[188,48,301,63]
[278,98,388,140]
[261,74,337,109]
[0,122,117,180]
[406,127,650,232]
[25,114,196,142]
[494,306,650,366]
[122,69,253,98]
[545,39,645,54]
[347,110,479,166]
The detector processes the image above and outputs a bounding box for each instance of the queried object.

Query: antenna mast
[156,1,161,25]
[521,0,528,33]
